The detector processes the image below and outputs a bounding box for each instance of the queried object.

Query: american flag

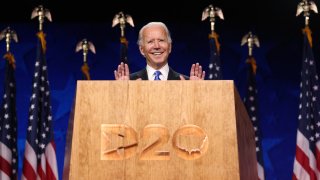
[120,36,129,64]
[207,32,222,80]
[243,56,265,180]
[22,31,58,180]
[293,27,320,180]
[0,52,17,180]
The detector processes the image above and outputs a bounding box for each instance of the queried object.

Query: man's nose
[153,41,160,48]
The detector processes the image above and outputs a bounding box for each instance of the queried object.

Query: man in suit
[114,22,205,80]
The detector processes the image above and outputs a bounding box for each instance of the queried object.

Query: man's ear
[139,46,145,56]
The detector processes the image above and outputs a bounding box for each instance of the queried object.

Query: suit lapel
[168,68,181,80]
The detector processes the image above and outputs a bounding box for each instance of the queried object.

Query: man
[114,22,205,80]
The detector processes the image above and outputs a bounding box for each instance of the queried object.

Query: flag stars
[35,62,39,67]
[250,106,255,111]
[309,60,314,65]
[4,114,9,119]
[313,85,318,91]
[42,133,46,138]
[40,143,45,149]
[6,135,10,140]
[28,126,32,131]
[310,136,315,141]
[4,104,8,109]
[5,124,10,129]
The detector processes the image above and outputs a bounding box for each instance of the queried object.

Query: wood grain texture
[66,80,258,180]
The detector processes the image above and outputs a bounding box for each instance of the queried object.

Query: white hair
[137,22,172,46]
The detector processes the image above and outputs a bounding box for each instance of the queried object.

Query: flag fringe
[208,32,220,54]
[3,52,16,69]
[81,62,91,80]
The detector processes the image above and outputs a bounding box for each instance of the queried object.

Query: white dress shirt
[146,64,169,81]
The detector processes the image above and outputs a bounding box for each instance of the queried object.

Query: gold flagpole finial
[75,39,96,80]
[31,5,52,31]
[241,32,260,57]
[201,4,224,34]
[75,38,96,63]
[0,27,18,52]
[296,0,318,27]
[112,11,134,37]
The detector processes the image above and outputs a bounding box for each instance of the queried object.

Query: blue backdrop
[1,1,320,179]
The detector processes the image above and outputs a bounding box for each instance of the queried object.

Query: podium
[64,80,258,180]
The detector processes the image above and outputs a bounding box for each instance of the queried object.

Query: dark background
[0,0,319,179]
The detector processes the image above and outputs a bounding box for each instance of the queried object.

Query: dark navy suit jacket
[129,67,189,80]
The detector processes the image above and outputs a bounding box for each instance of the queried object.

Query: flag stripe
[295,145,316,179]
[0,171,10,180]
[0,142,12,164]
[294,158,310,180]
[23,141,37,173]
[0,156,11,177]
[22,157,37,180]
[46,142,58,179]
[257,162,264,180]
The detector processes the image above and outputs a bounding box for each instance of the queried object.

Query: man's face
[139,25,172,69]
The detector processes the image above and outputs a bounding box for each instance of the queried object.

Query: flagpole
[293,1,320,179]
[75,39,96,80]
[112,11,134,65]
[241,31,265,180]
[201,4,224,80]
[22,5,59,180]
[0,26,18,179]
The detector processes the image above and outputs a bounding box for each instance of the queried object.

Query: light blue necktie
[154,71,161,80]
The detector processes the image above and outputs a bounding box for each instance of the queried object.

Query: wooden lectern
[64,80,258,180]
